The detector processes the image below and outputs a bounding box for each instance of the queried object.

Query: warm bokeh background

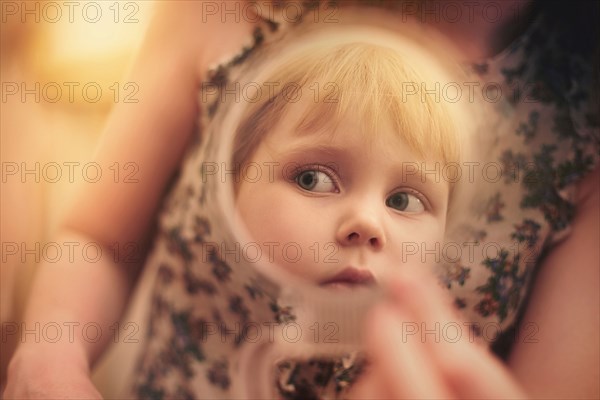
[1,0,155,396]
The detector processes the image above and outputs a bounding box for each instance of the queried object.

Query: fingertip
[364,303,413,357]
[387,267,455,311]
[386,267,434,304]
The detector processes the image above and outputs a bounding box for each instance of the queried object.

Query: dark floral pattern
[520,144,576,231]
[511,219,542,248]
[441,262,471,289]
[485,193,505,222]
[271,301,297,324]
[205,247,232,283]
[499,149,528,184]
[207,360,231,390]
[475,250,527,322]
[516,110,540,143]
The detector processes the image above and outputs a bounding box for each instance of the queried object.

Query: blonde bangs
[233,38,468,168]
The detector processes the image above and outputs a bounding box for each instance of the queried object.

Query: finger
[365,303,454,400]
[388,267,460,328]
[386,269,526,399]
[439,338,527,399]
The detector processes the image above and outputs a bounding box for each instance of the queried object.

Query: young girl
[5,1,598,399]
[124,22,478,397]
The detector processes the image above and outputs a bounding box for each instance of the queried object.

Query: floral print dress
[132,2,599,399]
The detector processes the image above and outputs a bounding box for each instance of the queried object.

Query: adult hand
[348,268,527,399]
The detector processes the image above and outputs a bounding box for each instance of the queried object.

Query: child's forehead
[268,96,421,157]
[262,109,436,177]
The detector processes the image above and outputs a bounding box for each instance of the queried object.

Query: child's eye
[386,191,425,213]
[295,170,337,193]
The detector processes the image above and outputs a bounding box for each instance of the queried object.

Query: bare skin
[4,1,598,399]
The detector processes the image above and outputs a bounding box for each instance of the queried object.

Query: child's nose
[336,212,386,250]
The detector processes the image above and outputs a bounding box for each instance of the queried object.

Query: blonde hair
[231,30,474,209]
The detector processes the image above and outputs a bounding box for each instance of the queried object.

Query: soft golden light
[29,1,155,96]
[46,1,153,64]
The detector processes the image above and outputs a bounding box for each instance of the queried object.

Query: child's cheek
[389,216,446,269]
[236,184,330,283]
[256,195,329,282]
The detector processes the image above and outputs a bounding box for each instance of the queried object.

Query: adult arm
[3,2,256,398]
[508,166,600,399]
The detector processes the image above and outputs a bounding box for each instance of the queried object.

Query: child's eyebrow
[274,142,345,159]
[397,162,448,186]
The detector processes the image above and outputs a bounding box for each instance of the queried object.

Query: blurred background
[1,0,155,395]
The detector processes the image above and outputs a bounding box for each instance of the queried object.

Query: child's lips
[320,267,376,289]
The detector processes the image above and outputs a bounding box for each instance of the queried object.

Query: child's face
[235,105,450,288]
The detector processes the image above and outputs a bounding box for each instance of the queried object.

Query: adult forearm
[15,228,138,367]
[508,167,600,399]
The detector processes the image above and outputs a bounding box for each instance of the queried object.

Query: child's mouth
[320,267,376,289]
